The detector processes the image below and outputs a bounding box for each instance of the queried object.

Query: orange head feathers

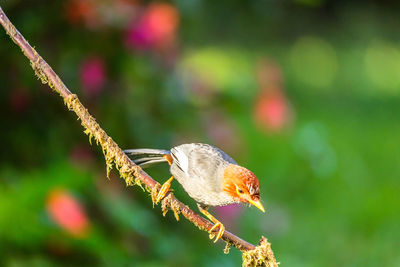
[222,164,265,212]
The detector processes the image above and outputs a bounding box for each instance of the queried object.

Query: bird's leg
[154,154,174,204]
[155,176,174,204]
[198,204,225,243]
[163,154,173,165]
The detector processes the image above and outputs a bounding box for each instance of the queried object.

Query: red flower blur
[125,3,179,50]
[79,56,106,97]
[253,60,293,133]
[46,189,90,237]
[254,91,291,132]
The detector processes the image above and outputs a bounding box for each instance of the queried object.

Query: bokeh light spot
[293,122,337,178]
[180,48,251,92]
[290,36,338,89]
[46,189,90,238]
[365,40,400,93]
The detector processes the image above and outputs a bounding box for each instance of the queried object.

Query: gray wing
[171,143,236,179]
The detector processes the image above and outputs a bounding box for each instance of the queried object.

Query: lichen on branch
[242,237,279,267]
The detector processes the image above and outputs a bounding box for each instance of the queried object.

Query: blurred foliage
[1,0,400,266]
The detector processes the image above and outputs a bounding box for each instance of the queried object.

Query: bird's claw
[198,205,226,243]
[155,176,174,204]
[209,221,225,243]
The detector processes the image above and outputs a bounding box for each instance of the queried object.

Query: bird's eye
[237,188,244,194]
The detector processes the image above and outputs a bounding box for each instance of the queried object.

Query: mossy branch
[0,6,278,266]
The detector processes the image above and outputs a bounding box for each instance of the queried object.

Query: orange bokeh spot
[46,189,90,238]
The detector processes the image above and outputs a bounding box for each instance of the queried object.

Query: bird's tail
[124,148,170,168]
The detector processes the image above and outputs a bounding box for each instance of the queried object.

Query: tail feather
[124,148,170,157]
[124,148,170,168]
[135,158,168,168]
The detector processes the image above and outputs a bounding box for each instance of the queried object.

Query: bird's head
[222,164,265,212]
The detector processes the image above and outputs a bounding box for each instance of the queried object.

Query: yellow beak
[248,199,265,213]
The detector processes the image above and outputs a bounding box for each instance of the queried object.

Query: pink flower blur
[80,57,106,97]
[215,204,242,230]
[46,189,90,237]
[254,91,290,132]
[253,60,293,133]
[125,3,179,50]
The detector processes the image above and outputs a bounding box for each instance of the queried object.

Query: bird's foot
[155,176,174,204]
[161,194,180,221]
[209,221,225,243]
[198,205,225,243]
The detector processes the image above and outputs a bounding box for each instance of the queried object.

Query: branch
[0,6,278,266]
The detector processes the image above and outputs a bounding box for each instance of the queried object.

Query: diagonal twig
[0,6,278,266]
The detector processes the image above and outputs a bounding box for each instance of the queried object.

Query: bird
[124,143,265,242]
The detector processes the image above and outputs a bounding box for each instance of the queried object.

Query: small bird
[124,143,265,242]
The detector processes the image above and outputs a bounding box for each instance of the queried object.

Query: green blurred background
[1,0,400,266]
